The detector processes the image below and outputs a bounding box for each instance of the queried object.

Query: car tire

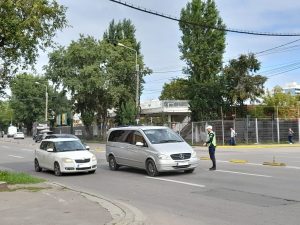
[108,155,119,171]
[146,159,159,177]
[34,159,42,172]
[88,170,96,174]
[184,168,195,174]
[54,162,62,176]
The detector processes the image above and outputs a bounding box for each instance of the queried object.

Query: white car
[34,138,97,176]
[14,132,25,139]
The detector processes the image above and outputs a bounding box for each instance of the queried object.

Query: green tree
[9,73,69,135]
[179,0,226,121]
[262,86,299,118]
[0,101,14,131]
[159,78,189,100]
[222,54,267,116]
[0,0,67,94]
[46,20,151,136]
[115,99,137,125]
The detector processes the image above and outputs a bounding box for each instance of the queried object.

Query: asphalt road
[1,137,300,225]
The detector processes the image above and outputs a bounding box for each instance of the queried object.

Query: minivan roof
[109,126,168,131]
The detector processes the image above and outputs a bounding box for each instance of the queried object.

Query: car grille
[75,158,90,163]
[171,153,191,160]
[76,167,91,171]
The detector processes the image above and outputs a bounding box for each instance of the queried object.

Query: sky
[34,0,300,101]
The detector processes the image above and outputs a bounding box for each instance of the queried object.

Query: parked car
[14,132,25,139]
[34,138,97,176]
[106,126,199,176]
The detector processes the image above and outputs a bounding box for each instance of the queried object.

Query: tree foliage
[0,0,68,94]
[160,78,189,100]
[0,101,13,131]
[222,53,267,116]
[179,0,226,121]
[46,19,150,135]
[9,73,69,134]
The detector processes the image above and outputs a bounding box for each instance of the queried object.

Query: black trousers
[209,145,216,168]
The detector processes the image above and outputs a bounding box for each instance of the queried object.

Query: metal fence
[165,118,300,145]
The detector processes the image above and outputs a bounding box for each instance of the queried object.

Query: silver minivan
[106,126,199,176]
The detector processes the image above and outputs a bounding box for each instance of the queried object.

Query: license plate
[177,161,189,166]
[77,164,85,168]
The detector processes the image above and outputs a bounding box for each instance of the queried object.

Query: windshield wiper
[159,139,181,143]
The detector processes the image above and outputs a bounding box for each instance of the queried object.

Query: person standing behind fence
[203,125,217,170]
[230,128,236,145]
[288,128,294,144]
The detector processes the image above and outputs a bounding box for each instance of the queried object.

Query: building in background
[283,82,300,95]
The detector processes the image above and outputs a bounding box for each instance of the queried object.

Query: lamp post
[116,43,140,122]
[35,82,48,123]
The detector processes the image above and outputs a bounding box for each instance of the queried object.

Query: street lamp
[116,42,140,123]
[35,82,48,123]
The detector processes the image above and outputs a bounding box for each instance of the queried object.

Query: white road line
[2,146,9,149]
[216,170,272,178]
[286,166,300,170]
[20,148,33,152]
[146,177,205,188]
[8,155,24,159]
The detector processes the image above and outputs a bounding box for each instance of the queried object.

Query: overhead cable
[108,0,300,37]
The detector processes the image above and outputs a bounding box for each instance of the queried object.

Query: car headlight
[158,154,171,160]
[63,158,73,163]
[92,155,97,162]
[191,150,197,158]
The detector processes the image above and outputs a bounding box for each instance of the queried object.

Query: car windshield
[143,128,183,144]
[54,140,86,152]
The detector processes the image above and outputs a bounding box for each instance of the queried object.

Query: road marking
[216,170,272,178]
[2,146,9,149]
[20,148,32,152]
[8,155,24,159]
[286,166,300,170]
[146,177,205,188]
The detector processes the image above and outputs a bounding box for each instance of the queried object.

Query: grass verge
[0,171,45,185]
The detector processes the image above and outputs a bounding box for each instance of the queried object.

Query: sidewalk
[0,183,112,225]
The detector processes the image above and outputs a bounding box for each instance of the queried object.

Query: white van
[106,126,199,176]
[7,125,18,138]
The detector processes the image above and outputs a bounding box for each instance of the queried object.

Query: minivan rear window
[108,130,131,143]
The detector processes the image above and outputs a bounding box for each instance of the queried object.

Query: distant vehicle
[14,132,25,139]
[106,126,199,177]
[35,130,53,143]
[7,125,18,138]
[34,138,97,176]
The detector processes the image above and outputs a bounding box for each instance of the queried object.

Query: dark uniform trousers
[209,145,216,168]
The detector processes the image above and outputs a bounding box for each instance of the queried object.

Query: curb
[49,182,146,225]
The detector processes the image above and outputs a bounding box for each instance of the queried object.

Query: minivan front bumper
[156,157,199,172]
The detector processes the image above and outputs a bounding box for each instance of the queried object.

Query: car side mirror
[136,142,144,147]
[47,148,54,152]
[85,145,90,150]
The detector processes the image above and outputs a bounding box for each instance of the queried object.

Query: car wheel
[146,159,159,177]
[108,155,119,171]
[88,170,96,174]
[184,168,195,174]
[34,159,42,172]
[54,162,62,176]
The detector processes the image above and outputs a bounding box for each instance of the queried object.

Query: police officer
[203,125,216,170]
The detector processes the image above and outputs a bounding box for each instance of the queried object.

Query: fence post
[255,118,259,144]
[192,122,194,145]
[277,117,280,144]
[298,118,300,144]
[221,106,224,145]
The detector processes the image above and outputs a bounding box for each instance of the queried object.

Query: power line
[254,38,300,55]
[108,0,300,37]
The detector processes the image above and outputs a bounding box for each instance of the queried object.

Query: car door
[37,141,48,168]
[126,131,148,169]
[44,141,56,169]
